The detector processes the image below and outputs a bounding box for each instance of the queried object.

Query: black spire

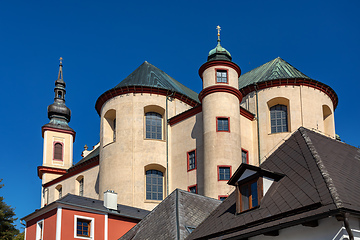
[45,58,73,131]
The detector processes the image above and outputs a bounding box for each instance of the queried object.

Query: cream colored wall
[169,112,203,194]
[241,85,335,162]
[202,66,239,89]
[99,93,192,211]
[41,165,99,207]
[43,130,73,170]
[240,115,258,166]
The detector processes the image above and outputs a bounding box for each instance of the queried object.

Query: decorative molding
[95,86,199,116]
[168,105,202,126]
[42,126,76,141]
[37,166,67,179]
[240,107,255,121]
[199,85,242,103]
[240,78,338,109]
[199,60,241,79]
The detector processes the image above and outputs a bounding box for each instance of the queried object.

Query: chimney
[104,190,118,210]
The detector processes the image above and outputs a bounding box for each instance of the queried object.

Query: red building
[22,192,149,240]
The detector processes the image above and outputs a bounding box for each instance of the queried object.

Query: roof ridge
[299,127,343,208]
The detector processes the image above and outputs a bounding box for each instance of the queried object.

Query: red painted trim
[188,184,198,194]
[239,78,338,109]
[199,60,241,79]
[187,149,197,172]
[43,156,99,188]
[241,148,249,164]
[218,195,229,200]
[216,117,230,132]
[199,85,242,103]
[240,107,255,121]
[215,68,229,84]
[168,105,202,126]
[95,86,199,116]
[37,166,67,179]
[217,165,232,181]
[42,126,76,142]
[53,142,63,161]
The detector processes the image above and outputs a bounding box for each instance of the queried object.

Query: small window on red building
[217,117,229,132]
[54,142,63,160]
[77,219,91,237]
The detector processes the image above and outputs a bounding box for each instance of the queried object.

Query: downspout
[255,84,261,165]
[337,213,354,240]
[165,92,174,196]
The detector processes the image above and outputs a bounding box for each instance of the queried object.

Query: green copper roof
[114,61,199,102]
[207,40,232,62]
[238,57,312,89]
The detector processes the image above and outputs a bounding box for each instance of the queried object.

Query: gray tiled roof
[188,128,360,239]
[114,61,199,103]
[238,57,311,89]
[72,145,100,167]
[120,189,221,240]
[58,194,149,220]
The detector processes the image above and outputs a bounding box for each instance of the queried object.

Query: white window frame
[36,219,44,240]
[74,215,94,239]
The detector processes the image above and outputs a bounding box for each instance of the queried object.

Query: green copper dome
[207,40,232,62]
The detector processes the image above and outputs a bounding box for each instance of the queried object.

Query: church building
[36,28,337,213]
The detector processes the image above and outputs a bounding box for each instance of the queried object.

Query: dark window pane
[240,185,249,211]
[251,182,258,207]
[270,104,288,133]
[146,170,163,200]
[219,167,230,180]
[145,112,162,139]
[217,118,229,131]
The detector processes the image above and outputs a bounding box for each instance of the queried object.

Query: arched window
[146,170,163,200]
[56,185,62,199]
[103,109,116,146]
[322,105,334,136]
[76,176,84,196]
[270,104,288,133]
[145,112,162,140]
[54,142,63,160]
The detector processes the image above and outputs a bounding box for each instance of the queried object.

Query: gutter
[255,84,261,165]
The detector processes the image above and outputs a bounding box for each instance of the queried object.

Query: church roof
[238,57,312,89]
[114,61,199,103]
[120,189,221,240]
[188,128,360,239]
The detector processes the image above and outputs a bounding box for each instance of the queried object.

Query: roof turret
[207,26,232,62]
[44,58,73,131]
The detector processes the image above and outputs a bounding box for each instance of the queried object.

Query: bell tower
[38,58,76,206]
[198,27,242,198]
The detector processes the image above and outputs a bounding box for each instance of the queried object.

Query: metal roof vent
[104,190,117,211]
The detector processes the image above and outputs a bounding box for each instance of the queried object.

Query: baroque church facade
[37,33,337,211]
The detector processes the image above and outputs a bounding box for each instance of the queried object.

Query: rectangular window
[36,220,44,240]
[217,117,230,132]
[241,149,248,164]
[218,195,228,201]
[187,150,196,171]
[218,166,231,181]
[79,178,84,197]
[74,215,94,239]
[216,69,228,83]
[239,178,262,212]
[146,170,163,200]
[188,185,197,194]
[145,112,162,140]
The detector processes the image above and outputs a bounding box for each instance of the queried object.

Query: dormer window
[228,164,284,214]
[239,177,263,212]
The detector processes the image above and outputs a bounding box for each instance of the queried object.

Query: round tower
[39,58,76,206]
[198,27,242,198]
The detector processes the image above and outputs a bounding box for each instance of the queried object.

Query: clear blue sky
[0,0,359,230]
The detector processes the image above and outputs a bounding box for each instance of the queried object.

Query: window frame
[145,169,164,201]
[217,165,232,181]
[216,117,230,132]
[188,184,198,194]
[187,149,197,172]
[270,104,289,134]
[237,176,263,213]
[215,68,228,84]
[241,148,249,164]
[218,195,228,201]
[53,142,63,161]
[36,219,44,240]
[74,215,94,239]
[145,112,163,140]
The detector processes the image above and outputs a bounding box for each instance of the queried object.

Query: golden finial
[216,25,221,42]
[59,57,63,65]
[58,57,63,80]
